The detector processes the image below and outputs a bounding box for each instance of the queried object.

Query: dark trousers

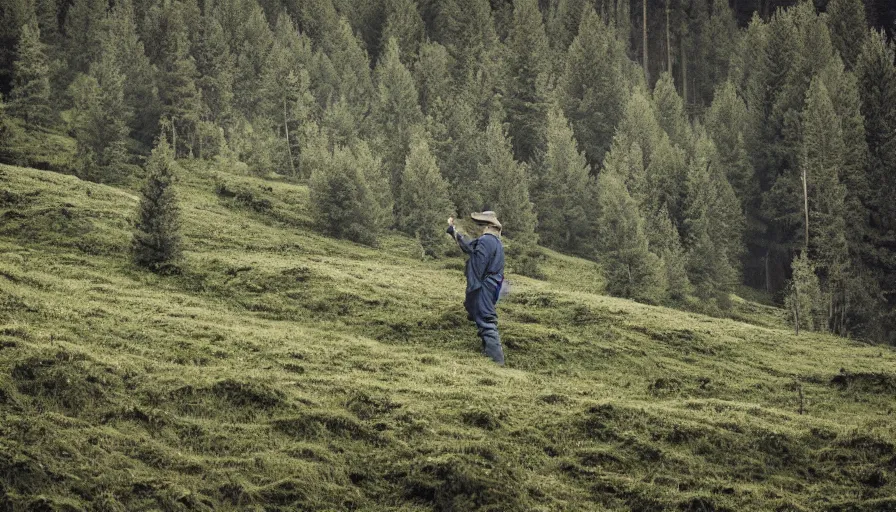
[465,287,505,365]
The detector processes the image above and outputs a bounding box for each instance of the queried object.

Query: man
[447,211,506,365]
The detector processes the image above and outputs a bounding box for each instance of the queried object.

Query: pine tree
[262,14,314,175]
[856,29,896,336]
[157,20,203,159]
[0,0,33,94]
[69,48,131,182]
[652,72,689,150]
[231,1,274,118]
[602,134,648,207]
[9,22,53,127]
[647,204,691,300]
[535,104,592,255]
[434,0,498,81]
[195,14,235,127]
[397,131,454,255]
[306,127,384,245]
[596,169,667,303]
[381,0,425,66]
[132,137,182,272]
[101,0,160,147]
[413,41,452,115]
[427,94,483,216]
[63,0,107,77]
[478,117,537,240]
[370,38,424,199]
[0,93,14,161]
[801,77,849,278]
[826,0,867,71]
[560,8,628,169]
[682,132,740,305]
[505,0,551,163]
[312,17,374,123]
[784,252,824,333]
[705,81,757,222]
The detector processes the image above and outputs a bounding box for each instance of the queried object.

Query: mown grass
[1,162,895,511]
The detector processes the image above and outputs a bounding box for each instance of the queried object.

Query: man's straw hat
[470,211,502,230]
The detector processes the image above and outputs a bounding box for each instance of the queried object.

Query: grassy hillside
[1,162,895,512]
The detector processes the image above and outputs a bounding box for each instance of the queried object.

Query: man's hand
[448,217,455,227]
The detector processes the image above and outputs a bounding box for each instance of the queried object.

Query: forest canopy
[1,0,895,343]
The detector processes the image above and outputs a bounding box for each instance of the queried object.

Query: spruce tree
[381,0,425,66]
[9,22,53,127]
[427,94,483,216]
[652,72,690,150]
[101,0,160,147]
[413,41,452,115]
[397,131,454,255]
[434,0,498,81]
[132,137,182,272]
[0,0,32,94]
[705,81,757,223]
[478,117,537,240]
[63,0,106,77]
[596,170,667,303]
[505,0,551,163]
[647,204,691,300]
[826,0,867,71]
[306,128,383,245]
[856,29,896,335]
[195,15,236,127]
[560,8,628,169]
[69,48,131,182]
[262,14,314,175]
[535,104,592,255]
[784,252,824,333]
[682,133,740,305]
[371,38,424,199]
[0,93,14,161]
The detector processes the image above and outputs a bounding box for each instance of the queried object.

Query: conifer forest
[2,0,896,343]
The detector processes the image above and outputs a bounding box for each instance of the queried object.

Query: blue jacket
[447,226,505,297]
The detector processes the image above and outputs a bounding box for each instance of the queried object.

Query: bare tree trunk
[802,166,809,250]
[283,98,296,176]
[643,0,649,82]
[666,2,672,74]
[681,38,688,105]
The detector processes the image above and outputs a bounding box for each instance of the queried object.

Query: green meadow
[1,163,894,511]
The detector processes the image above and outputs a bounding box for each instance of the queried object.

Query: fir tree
[826,0,867,71]
[505,0,551,163]
[0,93,14,161]
[0,0,32,93]
[132,137,182,272]
[560,8,628,169]
[158,26,203,159]
[231,1,274,118]
[596,170,667,303]
[312,17,374,123]
[397,131,454,255]
[535,104,592,255]
[371,38,424,199]
[9,22,53,127]
[478,117,538,240]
